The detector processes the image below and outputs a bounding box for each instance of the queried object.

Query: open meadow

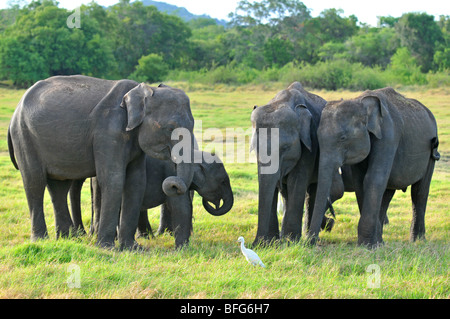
[0,83,448,299]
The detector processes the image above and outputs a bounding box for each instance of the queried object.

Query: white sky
[1,0,448,26]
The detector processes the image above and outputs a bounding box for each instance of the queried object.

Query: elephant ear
[361,95,388,140]
[120,83,154,131]
[295,104,312,152]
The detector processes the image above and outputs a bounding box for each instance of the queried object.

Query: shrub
[387,47,427,85]
[349,65,387,90]
[299,60,353,90]
[129,53,169,84]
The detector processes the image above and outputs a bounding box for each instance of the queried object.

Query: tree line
[0,0,448,88]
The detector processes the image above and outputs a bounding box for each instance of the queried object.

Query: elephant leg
[90,177,101,236]
[253,172,280,246]
[281,194,305,242]
[21,168,48,241]
[304,184,316,233]
[379,189,395,233]
[69,179,86,235]
[410,159,435,241]
[166,194,192,249]
[137,209,153,239]
[96,172,125,248]
[268,190,280,239]
[47,179,74,238]
[350,164,366,214]
[158,203,173,235]
[118,155,146,250]
[358,152,395,248]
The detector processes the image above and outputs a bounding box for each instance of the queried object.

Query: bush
[349,65,387,90]
[386,47,427,85]
[129,54,169,83]
[298,60,353,90]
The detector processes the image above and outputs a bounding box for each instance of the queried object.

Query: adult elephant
[308,87,440,247]
[70,150,233,248]
[8,75,195,249]
[250,82,343,245]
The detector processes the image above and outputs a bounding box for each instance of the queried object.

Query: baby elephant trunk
[202,189,234,216]
[162,176,188,196]
[162,161,194,196]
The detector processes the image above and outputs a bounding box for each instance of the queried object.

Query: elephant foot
[252,235,280,248]
[73,227,87,237]
[175,238,189,250]
[410,233,426,242]
[119,240,144,251]
[96,236,116,250]
[281,232,302,244]
[357,237,384,249]
[31,230,49,242]
[305,235,319,247]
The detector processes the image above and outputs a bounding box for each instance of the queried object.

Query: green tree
[388,47,427,84]
[110,1,191,77]
[129,53,169,83]
[263,37,294,67]
[0,0,116,87]
[433,15,450,70]
[344,27,399,67]
[395,12,444,72]
[184,18,228,70]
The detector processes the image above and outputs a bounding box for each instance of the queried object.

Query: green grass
[0,84,448,298]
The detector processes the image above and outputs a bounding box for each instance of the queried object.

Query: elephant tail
[7,125,19,170]
[431,137,440,161]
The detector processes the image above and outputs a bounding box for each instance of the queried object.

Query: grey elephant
[308,87,440,247]
[69,150,233,248]
[8,75,195,249]
[250,82,343,245]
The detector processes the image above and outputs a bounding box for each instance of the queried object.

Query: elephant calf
[250,82,345,245]
[308,87,440,247]
[70,150,233,248]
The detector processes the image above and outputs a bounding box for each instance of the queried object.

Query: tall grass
[0,86,448,298]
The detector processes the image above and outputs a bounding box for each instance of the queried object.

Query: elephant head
[121,83,195,196]
[250,82,315,243]
[307,93,388,243]
[190,151,234,216]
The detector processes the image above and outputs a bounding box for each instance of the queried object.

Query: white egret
[237,236,265,268]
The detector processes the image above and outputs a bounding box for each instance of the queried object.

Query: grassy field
[0,83,448,299]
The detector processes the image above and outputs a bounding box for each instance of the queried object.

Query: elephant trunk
[307,157,340,244]
[162,176,188,196]
[202,188,234,216]
[163,134,195,196]
[253,169,281,246]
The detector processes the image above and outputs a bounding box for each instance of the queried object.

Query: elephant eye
[339,134,347,141]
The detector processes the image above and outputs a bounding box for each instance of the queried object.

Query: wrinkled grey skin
[308,88,440,247]
[8,75,195,249]
[250,82,342,245]
[71,151,233,248]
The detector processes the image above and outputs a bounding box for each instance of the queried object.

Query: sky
[1,0,448,26]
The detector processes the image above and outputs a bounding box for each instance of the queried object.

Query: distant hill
[140,0,228,26]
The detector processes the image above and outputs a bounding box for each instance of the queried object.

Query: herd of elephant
[7,75,440,250]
